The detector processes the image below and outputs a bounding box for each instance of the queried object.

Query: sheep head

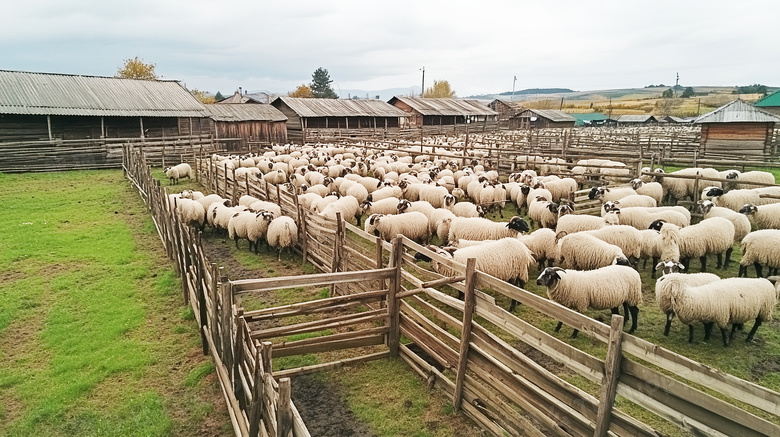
[704,187,725,198]
[655,260,684,275]
[506,216,530,233]
[697,200,714,214]
[536,267,565,286]
[648,219,666,232]
[397,199,411,213]
[739,204,758,215]
[557,204,574,218]
[630,179,643,190]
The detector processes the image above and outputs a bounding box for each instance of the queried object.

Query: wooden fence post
[453,258,477,412]
[386,235,403,358]
[220,273,232,363]
[196,231,209,355]
[277,378,293,437]
[593,315,625,437]
[233,313,246,410]
[248,347,264,437]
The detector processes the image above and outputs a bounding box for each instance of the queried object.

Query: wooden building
[696,99,780,158]
[570,112,609,127]
[487,99,524,120]
[271,97,406,143]
[205,104,287,149]
[0,70,211,143]
[754,90,780,116]
[510,109,575,129]
[388,97,497,127]
[616,114,657,125]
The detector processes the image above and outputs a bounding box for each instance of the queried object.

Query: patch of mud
[750,355,780,380]
[200,237,265,281]
[512,341,573,377]
[291,374,375,437]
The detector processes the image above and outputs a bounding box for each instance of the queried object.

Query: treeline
[734,84,768,95]
[498,87,575,95]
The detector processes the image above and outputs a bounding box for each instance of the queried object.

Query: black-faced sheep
[536,265,641,338]
[698,200,751,243]
[739,203,780,230]
[448,216,529,244]
[556,232,629,270]
[365,212,430,244]
[654,271,720,336]
[650,218,735,271]
[738,229,780,278]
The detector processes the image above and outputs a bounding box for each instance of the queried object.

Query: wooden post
[233,313,246,410]
[220,277,233,368]
[330,212,343,296]
[261,341,273,375]
[248,348,264,437]
[300,204,308,266]
[593,315,625,437]
[47,115,53,141]
[276,378,293,437]
[386,235,403,358]
[453,257,477,412]
[223,163,229,199]
[231,167,238,206]
[375,236,385,292]
[197,232,209,356]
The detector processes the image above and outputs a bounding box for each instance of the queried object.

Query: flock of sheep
[165,143,780,347]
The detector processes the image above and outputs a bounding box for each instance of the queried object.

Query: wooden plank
[387,236,403,357]
[231,267,396,294]
[594,315,624,437]
[276,378,292,437]
[453,257,476,411]
[250,309,386,340]
[241,289,387,320]
[400,315,459,370]
[271,333,385,358]
[272,351,390,379]
[621,335,780,417]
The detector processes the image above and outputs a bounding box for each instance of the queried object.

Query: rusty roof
[0,70,207,117]
[389,97,498,117]
[272,96,406,118]
[206,103,287,122]
[695,99,780,123]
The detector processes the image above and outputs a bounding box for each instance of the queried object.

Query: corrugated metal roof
[272,96,406,118]
[0,70,207,117]
[754,90,780,108]
[695,99,780,123]
[206,103,287,122]
[516,109,575,122]
[389,97,498,117]
[617,114,657,123]
[490,99,525,110]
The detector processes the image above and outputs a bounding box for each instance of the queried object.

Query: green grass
[0,170,231,436]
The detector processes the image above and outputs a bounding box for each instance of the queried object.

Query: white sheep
[266,216,299,260]
[195,194,228,212]
[248,200,282,219]
[739,229,780,278]
[416,238,535,312]
[556,232,629,270]
[654,272,720,336]
[444,197,483,218]
[448,216,529,244]
[604,194,657,208]
[655,167,720,202]
[631,179,663,204]
[417,184,449,208]
[428,208,457,244]
[739,203,780,230]
[319,196,361,224]
[588,186,637,203]
[702,187,780,211]
[665,276,776,345]
[536,265,641,338]
[555,213,618,235]
[652,217,735,271]
[734,170,775,189]
[369,185,403,202]
[164,162,192,184]
[228,210,274,253]
[583,225,643,265]
[698,200,751,243]
[397,199,435,217]
[180,189,204,201]
[364,212,430,243]
[361,197,401,217]
[541,178,577,203]
[174,198,206,230]
[610,206,689,230]
[518,228,558,272]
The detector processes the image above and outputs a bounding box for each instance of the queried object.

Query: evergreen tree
[681,87,695,98]
[214,91,225,101]
[310,67,338,99]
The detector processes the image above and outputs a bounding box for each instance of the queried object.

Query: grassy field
[0,170,232,436]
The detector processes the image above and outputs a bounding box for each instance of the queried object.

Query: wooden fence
[0,135,238,173]
[126,145,780,436]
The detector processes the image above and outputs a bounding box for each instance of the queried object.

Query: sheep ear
[676,262,685,270]
[654,262,664,271]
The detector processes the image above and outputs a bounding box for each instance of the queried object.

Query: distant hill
[499,88,575,96]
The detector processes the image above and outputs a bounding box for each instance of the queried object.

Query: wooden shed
[754,90,780,116]
[616,114,657,125]
[487,99,524,121]
[509,109,575,129]
[0,70,211,143]
[388,97,497,127]
[696,99,780,158]
[271,97,406,144]
[205,104,287,149]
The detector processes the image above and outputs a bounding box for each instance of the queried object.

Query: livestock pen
[123,145,780,436]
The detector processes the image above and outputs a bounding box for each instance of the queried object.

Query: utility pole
[420,66,425,98]
[511,76,517,101]
[674,72,679,97]
[560,97,564,110]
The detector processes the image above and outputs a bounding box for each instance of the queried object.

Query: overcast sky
[3,0,778,97]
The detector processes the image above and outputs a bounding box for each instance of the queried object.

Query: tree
[310,67,338,99]
[423,80,456,98]
[654,97,682,117]
[681,87,695,98]
[116,57,157,80]
[214,91,225,102]
[190,89,215,104]
[661,88,675,99]
[289,84,314,98]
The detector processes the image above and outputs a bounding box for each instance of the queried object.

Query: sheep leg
[554,321,563,332]
[509,299,518,312]
[663,312,674,336]
[738,264,747,277]
[723,248,733,269]
[650,256,659,279]
[715,253,723,269]
[617,304,627,325]
[720,327,730,347]
[703,322,713,341]
[688,324,695,343]
[569,328,579,339]
[234,236,240,249]
[730,324,739,341]
[754,262,764,278]
[699,256,707,272]
[746,317,763,342]
[682,257,691,271]
[628,306,639,333]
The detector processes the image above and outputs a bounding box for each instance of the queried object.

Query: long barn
[271,97,406,144]
[388,97,497,127]
[0,69,212,143]
[205,104,287,150]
